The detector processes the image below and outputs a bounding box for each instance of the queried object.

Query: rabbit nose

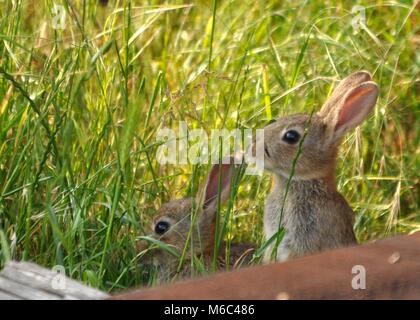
[136,238,151,252]
[264,144,271,158]
[136,242,146,252]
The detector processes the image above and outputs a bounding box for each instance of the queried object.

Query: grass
[0,0,419,292]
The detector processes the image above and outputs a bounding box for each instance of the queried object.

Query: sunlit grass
[0,0,419,292]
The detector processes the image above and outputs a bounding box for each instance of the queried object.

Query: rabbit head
[145,160,237,270]
[262,71,379,184]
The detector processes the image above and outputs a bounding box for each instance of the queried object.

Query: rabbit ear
[325,81,379,140]
[201,159,236,213]
[319,71,372,118]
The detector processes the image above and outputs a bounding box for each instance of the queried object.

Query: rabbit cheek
[153,250,175,268]
[275,143,297,171]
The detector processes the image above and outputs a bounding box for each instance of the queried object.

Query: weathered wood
[0,276,61,300]
[0,261,109,300]
[0,290,19,300]
[112,232,420,300]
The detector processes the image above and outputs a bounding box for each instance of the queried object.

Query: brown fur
[263,71,379,262]
[140,161,254,282]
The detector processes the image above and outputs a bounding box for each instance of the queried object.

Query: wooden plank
[0,289,19,300]
[1,265,80,300]
[0,276,61,300]
[1,262,108,300]
[112,232,420,300]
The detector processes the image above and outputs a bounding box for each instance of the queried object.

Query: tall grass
[0,0,419,292]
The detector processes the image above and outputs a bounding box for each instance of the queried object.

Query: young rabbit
[262,71,379,262]
[141,160,254,281]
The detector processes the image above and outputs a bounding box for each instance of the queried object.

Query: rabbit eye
[155,221,170,235]
[282,130,300,144]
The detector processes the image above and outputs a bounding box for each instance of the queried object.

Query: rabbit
[261,70,379,263]
[139,159,254,282]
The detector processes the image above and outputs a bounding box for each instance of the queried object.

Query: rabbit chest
[264,177,356,261]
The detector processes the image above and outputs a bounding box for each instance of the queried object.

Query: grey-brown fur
[139,161,254,282]
[262,71,379,262]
